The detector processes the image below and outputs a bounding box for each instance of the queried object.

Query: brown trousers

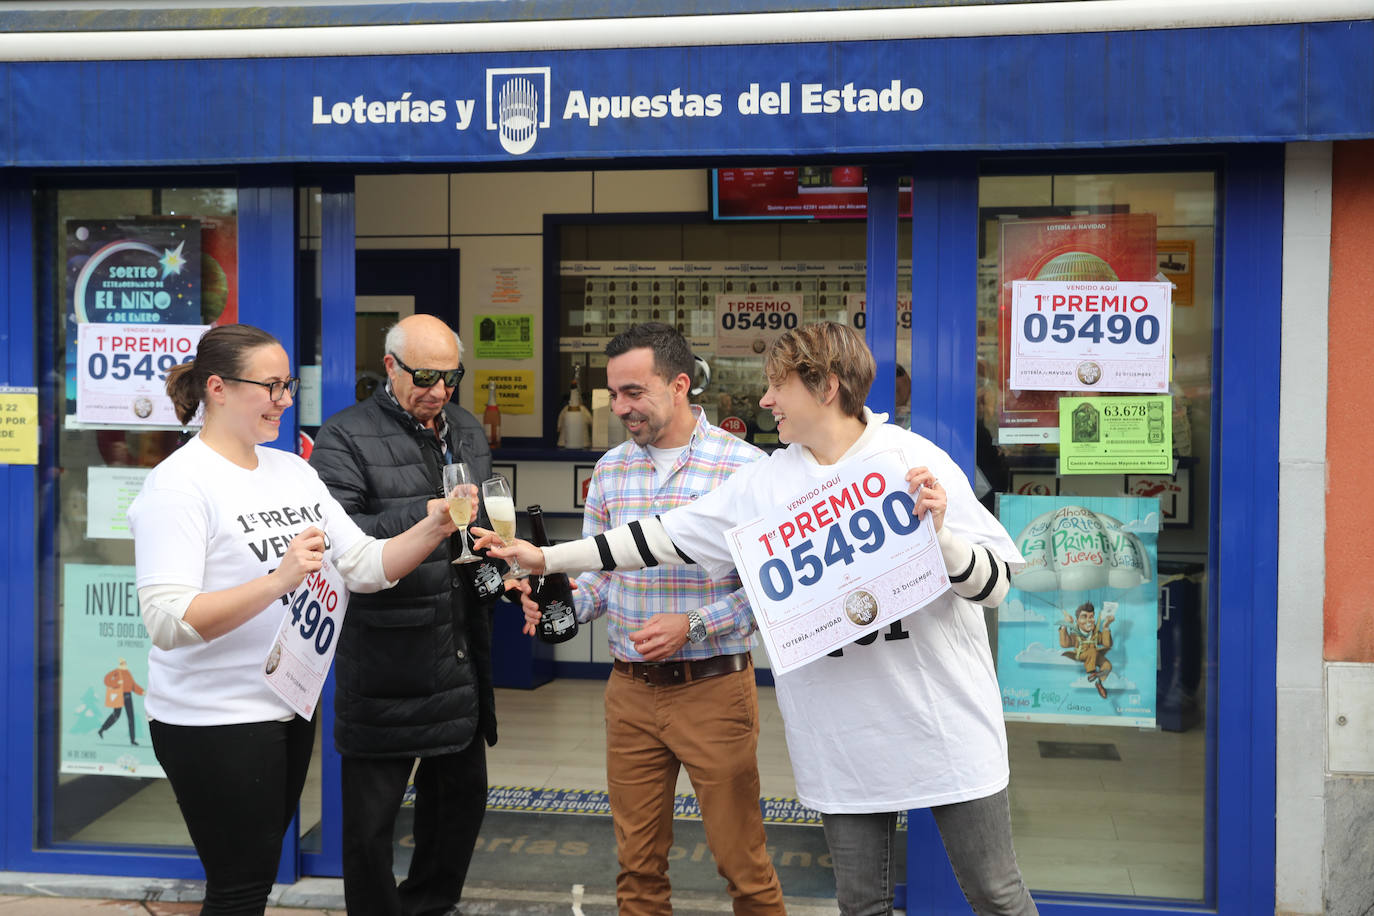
[604,660,785,915]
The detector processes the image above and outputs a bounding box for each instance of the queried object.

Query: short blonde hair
[765,322,875,420]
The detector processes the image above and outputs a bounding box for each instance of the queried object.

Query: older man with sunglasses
[310,313,501,916]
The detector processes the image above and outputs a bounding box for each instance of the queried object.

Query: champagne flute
[443,462,482,565]
[481,474,529,578]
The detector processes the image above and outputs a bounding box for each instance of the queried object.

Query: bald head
[383,315,464,426]
[386,314,464,365]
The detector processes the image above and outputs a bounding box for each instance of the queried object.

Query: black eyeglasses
[220,375,300,402]
[390,353,465,389]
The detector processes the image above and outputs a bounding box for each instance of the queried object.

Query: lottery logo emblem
[844,589,879,626]
[486,67,552,155]
[1075,361,1103,386]
[265,640,283,675]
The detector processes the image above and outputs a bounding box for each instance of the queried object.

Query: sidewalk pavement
[0,874,843,915]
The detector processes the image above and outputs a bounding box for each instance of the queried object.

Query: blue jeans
[821,788,1038,916]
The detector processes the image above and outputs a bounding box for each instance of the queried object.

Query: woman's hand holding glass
[478,475,531,577]
[442,462,482,565]
[468,530,546,577]
[467,530,541,574]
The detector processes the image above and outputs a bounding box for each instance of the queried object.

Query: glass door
[33,181,239,866]
[295,183,465,875]
[975,169,1216,901]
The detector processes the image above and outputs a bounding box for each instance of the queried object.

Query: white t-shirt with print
[662,412,1024,813]
[128,435,369,726]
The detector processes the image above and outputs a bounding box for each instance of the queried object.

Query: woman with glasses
[128,324,461,916]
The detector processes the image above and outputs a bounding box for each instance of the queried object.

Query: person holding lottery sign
[477,322,1037,916]
[128,324,459,916]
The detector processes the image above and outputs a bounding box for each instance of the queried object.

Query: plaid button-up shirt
[576,406,765,662]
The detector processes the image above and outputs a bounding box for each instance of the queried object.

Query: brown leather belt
[613,652,750,687]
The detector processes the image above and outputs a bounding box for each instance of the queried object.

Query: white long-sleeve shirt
[543,411,1024,812]
[129,435,393,726]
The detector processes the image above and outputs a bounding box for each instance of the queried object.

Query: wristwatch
[686,610,709,644]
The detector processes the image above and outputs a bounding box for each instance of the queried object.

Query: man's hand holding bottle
[471,522,579,644]
[494,574,580,638]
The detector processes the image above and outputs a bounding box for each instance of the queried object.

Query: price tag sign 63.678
[1009,280,1171,393]
[725,448,950,675]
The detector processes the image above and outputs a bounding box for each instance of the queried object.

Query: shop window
[977,169,1214,900]
[554,220,914,451]
[36,185,238,852]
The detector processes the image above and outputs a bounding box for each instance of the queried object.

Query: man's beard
[622,411,663,445]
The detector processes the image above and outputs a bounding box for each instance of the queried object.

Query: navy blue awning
[2,20,1370,167]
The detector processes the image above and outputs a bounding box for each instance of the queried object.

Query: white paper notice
[87,466,151,539]
[1009,280,1172,393]
[845,292,912,335]
[297,364,322,427]
[264,559,350,720]
[714,294,802,356]
[725,448,950,675]
[76,323,209,425]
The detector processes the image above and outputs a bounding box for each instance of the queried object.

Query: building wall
[1321,138,1374,916]
[1277,138,1374,916]
[1325,143,1374,663]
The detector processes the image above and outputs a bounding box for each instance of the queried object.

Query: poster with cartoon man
[60,564,165,777]
[996,494,1160,727]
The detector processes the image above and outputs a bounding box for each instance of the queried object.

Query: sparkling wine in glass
[481,475,529,578]
[443,463,481,565]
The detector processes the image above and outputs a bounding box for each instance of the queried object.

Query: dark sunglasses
[390,353,465,389]
[221,375,300,402]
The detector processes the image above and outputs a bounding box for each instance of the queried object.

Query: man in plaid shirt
[577,323,784,915]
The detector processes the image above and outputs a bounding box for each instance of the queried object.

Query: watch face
[688,614,708,642]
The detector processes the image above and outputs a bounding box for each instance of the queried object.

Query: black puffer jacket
[310,388,498,758]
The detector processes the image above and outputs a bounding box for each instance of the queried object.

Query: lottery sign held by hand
[725,448,949,675]
[263,557,349,719]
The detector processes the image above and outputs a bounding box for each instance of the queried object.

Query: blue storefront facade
[2,3,1371,913]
